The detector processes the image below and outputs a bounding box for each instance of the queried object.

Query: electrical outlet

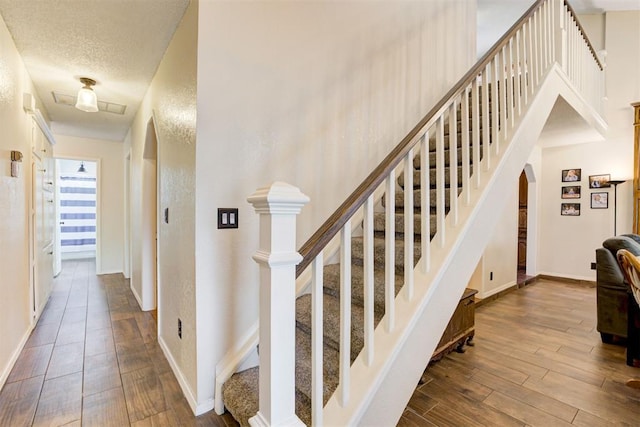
[591,262,597,270]
[178,318,182,339]
[490,271,493,281]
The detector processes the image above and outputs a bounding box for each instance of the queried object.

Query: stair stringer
[323,64,606,427]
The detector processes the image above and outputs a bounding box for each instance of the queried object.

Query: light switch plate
[218,208,239,229]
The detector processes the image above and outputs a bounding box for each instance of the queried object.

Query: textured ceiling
[0,0,190,141]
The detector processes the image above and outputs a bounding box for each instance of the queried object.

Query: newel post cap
[247,181,310,214]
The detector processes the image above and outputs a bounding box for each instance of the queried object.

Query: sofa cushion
[622,234,640,246]
[603,235,640,257]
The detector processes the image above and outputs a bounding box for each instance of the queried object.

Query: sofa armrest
[596,247,625,289]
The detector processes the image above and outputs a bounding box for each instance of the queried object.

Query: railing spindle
[461,88,471,205]
[481,65,491,171]
[436,116,446,248]
[500,47,509,143]
[449,103,459,226]
[404,150,414,301]
[385,172,395,332]
[420,133,430,274]
[471,79,481,188]
[491,58,500,156]
[339,220,351,407]
[311,253,323,426]
[514,30,522,117]
[363,196,374,366]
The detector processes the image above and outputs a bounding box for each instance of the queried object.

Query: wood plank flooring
[3,261,640,426]
[0,259,238,427]
[399,279,640,426]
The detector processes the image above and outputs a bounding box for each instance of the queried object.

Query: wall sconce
[10,150,22,178]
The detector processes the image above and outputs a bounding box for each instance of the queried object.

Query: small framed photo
[561,203,581,216]
[589,174,610,188]
[561,186,581,199]
[562,169,581,182]
[591,192,608,209]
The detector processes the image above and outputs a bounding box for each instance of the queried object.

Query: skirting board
[0,324,33,390]
[130,282,144,310]
[536,273,596,286]
[158,336,214,416]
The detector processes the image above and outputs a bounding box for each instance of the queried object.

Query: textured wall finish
[0,12,40,388]
[126,0,199,411]
[195,0,476,411]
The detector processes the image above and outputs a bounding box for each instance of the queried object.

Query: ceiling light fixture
[75,77,99,113]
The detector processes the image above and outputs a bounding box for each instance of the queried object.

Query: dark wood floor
[4,262,640,426]
[399,279,640,426]
[0,259,238,427]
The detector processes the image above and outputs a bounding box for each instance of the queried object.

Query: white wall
[195,0,476,410]
[125,0,198,411]
[535,11,638,280]
[0,12,46,387]
[53,135,125,274]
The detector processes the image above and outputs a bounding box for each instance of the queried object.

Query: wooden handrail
[564,0,604,70]
[296,0,601,276]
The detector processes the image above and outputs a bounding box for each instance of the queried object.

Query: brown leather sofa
[595,234,640,343]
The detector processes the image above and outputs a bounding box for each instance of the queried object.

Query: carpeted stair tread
[373,211,436,238]
[223,367,313,427]
[296,293,384,363]
[397,167,465,190]
[294,328,340,407]
[350,236,421,270]
[382,187,461,210]
[322,263,404,315]
[414,144,486,168]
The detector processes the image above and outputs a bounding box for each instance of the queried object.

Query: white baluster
[491,58,500,156]
[448,103,458,226]
[311,254,323,427]
[420,133,430,274]
[247,182,309,427]
[385,172,396,332]
[471,79,481,189]
[481,65,491,170]
[404,150,414,301]
[461,89,471,205]
[363,196,374,365]
[436,116,446,248]
[339,220,351,407]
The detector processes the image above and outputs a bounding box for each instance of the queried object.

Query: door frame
[53,156,102,273]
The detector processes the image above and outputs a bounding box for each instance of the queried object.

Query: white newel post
[554,0,567,72]
[247,182,309,427]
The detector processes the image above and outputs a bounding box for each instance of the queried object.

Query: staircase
[223,104,483,426]
[218,0,605,425]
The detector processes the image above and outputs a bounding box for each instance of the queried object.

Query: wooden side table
[431,288,478,362]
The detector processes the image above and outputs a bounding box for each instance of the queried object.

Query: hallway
[0,260,237,426]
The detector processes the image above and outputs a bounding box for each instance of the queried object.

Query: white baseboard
[537,271,595,282]
[157,336,214,416]
[477,280,517,299]
[0,325,33,390]
[130,282,144,308]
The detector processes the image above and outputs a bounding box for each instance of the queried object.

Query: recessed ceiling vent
[52,91,127,115]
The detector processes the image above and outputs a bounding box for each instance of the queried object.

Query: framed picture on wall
[562,169,581,182]
[561,203,580,216]
[591,192,608,209]
[589,174,610,188]
[561,186,581,199]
